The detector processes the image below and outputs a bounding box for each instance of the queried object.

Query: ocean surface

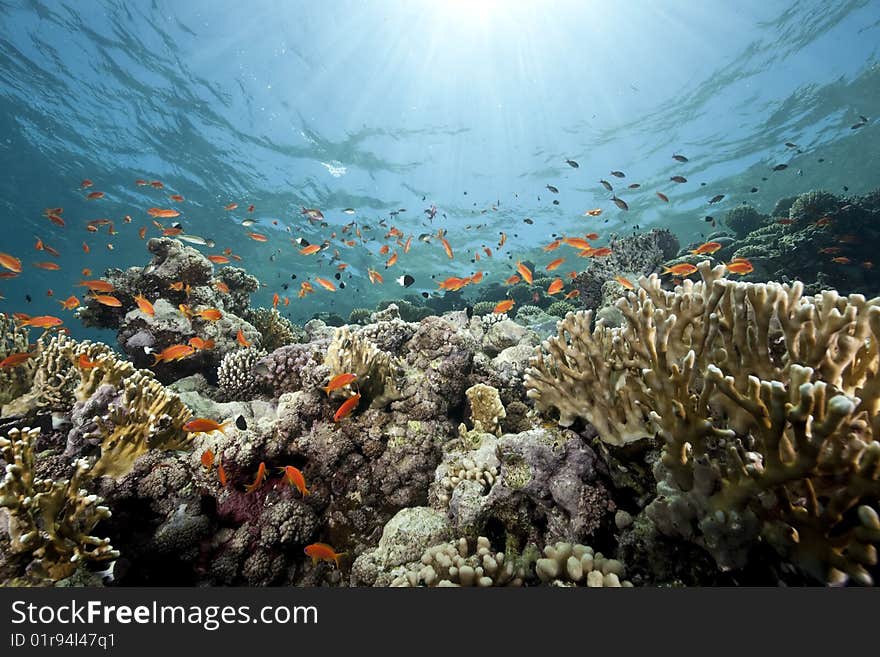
[0,0,878,334]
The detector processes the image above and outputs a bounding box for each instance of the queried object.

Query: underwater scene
[0,0,879,588]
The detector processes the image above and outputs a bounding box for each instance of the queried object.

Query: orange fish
[470,271,484,284]
[545,257,565,271]
[247,204,255,213]
[47,214,65,227]
[58,295,80,310]
[589,247,612,257]
[152,344,196,365]
[169,281,186,292]
[33,262,61,271]
[564,237,592,250]
[80,179,93,188]
[86,191,105,200]
[483,247,492,258]
[81,268,92,277]
[133,295,155,316]
[197,308,222,321]
[440,236,454,259]
[505,274,521,285]
[315,277,337,292]
[169,194,185,202]
[79,279,114,292]
[583,208,602,216]
[163,228,183,236]
[147,208,180,219]
[304,543,345,569]
[0,271,19,279]
[19,315,63,329]
[0,352,32,368]
[725,259,754,275]
[379,244,390,255]
[273,293,280,308]
[499,232,507,248]
[831,256,851,264]
[77,353,100,369]
[245,462,267,493]
[663,263,698,276]
[547,278,564,295]
[333,393,361,422]
[92,294,122,307]
[184,418,230,434]
[0,253,23,273]
[516,262,533,284]
[236,328,251,347]
[584,233,599,240]
[214,280,230,294]
[324,373,357,395]
[207,255,230,264]
[200,449,214,469]
[494,299,515,314]
[385,251,398,268]
[135,179,148,186]
[690,241,722,255]
[367,269,384,284]
[138,226,147,239]
[614,276,635,290]
[247,232,268,242]
[34,238,44,251]
[564,289,580,300]
[437,276,470,291]
[82,242,90,253]
[150,181,164,188]
[299,244,321,255]
[218,464,227,487]
[279,466,309,496]
[543,240,561,252]
[224,203,238,211]
[404,236,413,253]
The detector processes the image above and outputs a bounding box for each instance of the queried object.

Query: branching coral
[324,326,404,408]
[217,347,268,400]
[0,427,118,583]
[526,261,880,583]
[0,314,35,406]
[390,536,529,586]
[3,332,80,415]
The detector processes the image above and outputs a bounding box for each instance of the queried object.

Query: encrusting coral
[465,383,506,436]
[324,326,404,408]
[526,261,880,584]
[0,427,119,584]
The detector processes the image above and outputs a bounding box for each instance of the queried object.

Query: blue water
[1,0,878,335]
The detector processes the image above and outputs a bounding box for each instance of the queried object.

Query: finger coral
[0,427,118,584]
[0,313,36,406]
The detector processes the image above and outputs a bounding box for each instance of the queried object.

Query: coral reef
[0,314,36,406]
[724,204,767,238]
[465,383,506,436]
[217,347,268,401]
[242,308,304,351]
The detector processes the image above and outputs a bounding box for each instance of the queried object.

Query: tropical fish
[724,259,754,275]
[207,255,230,264]
[152,344,196,365]
[196,308,222,321]
[247,232,268,242]
[440,236,454,259]
[0,253,23,273]
[565,159,579,168]
[245,461,267,493]
[33,262,60,270]
[367,269,384,284]
[201,449,214,469]
[214,281,230,294]
[544,240,561,252]
[333,393,361,422]
[583,209,602,217]
[708,194,725,204]
[672,154,688,162]
[614,276,635,290]
[279,466,310,496]
[599,180,613,192]
[91,294,122,307]
[184,418,230,434]
[610,170,625,178]
[563,237,592,250]
[301,207,324,220]
[324,373,357,395]
[670,176,687,183]
[385,252,398,268]
[58,295,80,310]
[516,262,533,284]
[236,328,251,347]
[545,257,565,271]
[86,191,105,199]
[304,543,345,569]
[77,353,100,369]
[505,274,521,285]
[564,289,580,299]
[831,256,852,264]
[314,277,337,292]
[772,164,788,171]
[547,278,564,295]
[189,337,214,351]
[147,208,180,219]
[224,203,238,211]
[78,279,115,292]
[611,196,628,211]
[0,352,32,368]
[299,244,321,255]
[690,241,722,255]
[396,274,415,287]
[546,184,559,193]
[662,263,698,276]
[218,464,227,487]
[494,299,515,314]
[656,192,669,202]
[169,194,185,202]
[81,179,94,188]
[19,315,64,328]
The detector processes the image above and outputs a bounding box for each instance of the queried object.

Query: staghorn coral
[528,261,880,583]
[465,383,506,436]
[243,307,303,351]
[3,333,81,416]
[0,427,118,584]
[217,347,268,400]
[0,314,35,406]
[324,326,404,408]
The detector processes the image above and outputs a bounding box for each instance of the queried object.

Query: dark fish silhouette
[709,194,725,204]
[670,176,687,183]
[610,170,626,178]
[565,159,579,168]
[612,196,629,211]
[773,164,788,171]
[546,185,559,193]
[599,180,613,192]
[672,154,688,162]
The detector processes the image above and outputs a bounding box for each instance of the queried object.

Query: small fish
[662,263,698,276]
[611,196,629,211]
[196,308,223,321]
[545,257,565,271]
[218,464,227,487]
[818,247,842,255]
[178,234,216,248]
[815,217,832,226]
[81,179,94,188]
[831,256,851,264]
[670,176,687,183]
[342,208,356,214]
[690,241,722,255]
[334,393,362,422]
[241,219,256,227]
[547,278,564,295]
[708,194,725,204]
[224,203,238,211]
[147,208,180,218]
[772,164,788,171]
[169,194,185,202]
[563,237,592,250]
[33,262,61,270]
[725,259,754,275]
[614,276,634,290]
[610,170,625,178]
[656,192,670,203]
[396,274,415,287]
[544,240,561,251]
[86,191,105,199]
[301,207,324,220]
[214,280,230,294]
[92,294,122,307]
[599,180,613,192]
[272,293,280,308]
[583,208,602,217]
[207,255,230,264]
[133,295,155,316]
[516,262,533,284]
[0,352,32,368]
[439,236,454,259]
[589,247,612,257]
[367,269,384,284]
[247,232,268,242]
[150,180,164,188]
[505,274,521,285]
[324,373,357,395]
[304,543,345,569]
[565,159,579,168]
[861,261,873,269]
[280,466,310,496]
[19,315,64,328]
[785,142,798,148]
[245,461,267,493]
[184,418,230,434]
[546,184,559,193]
[200,449,214,469]
[189,337,214,351]
[672,154,688,162]
[564,289,580,299]
[138,226,147,239]
[0,253,23,273]
[750,187,758,193]
[494,299,515,314]
[236,328,251,347]
[628,183,641,189]
[385,252,398,268]
[77,353,100,369]
[299,244,321,255]
[152,344,196,365]
[58,295,80,311]
[314,277,337,292]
